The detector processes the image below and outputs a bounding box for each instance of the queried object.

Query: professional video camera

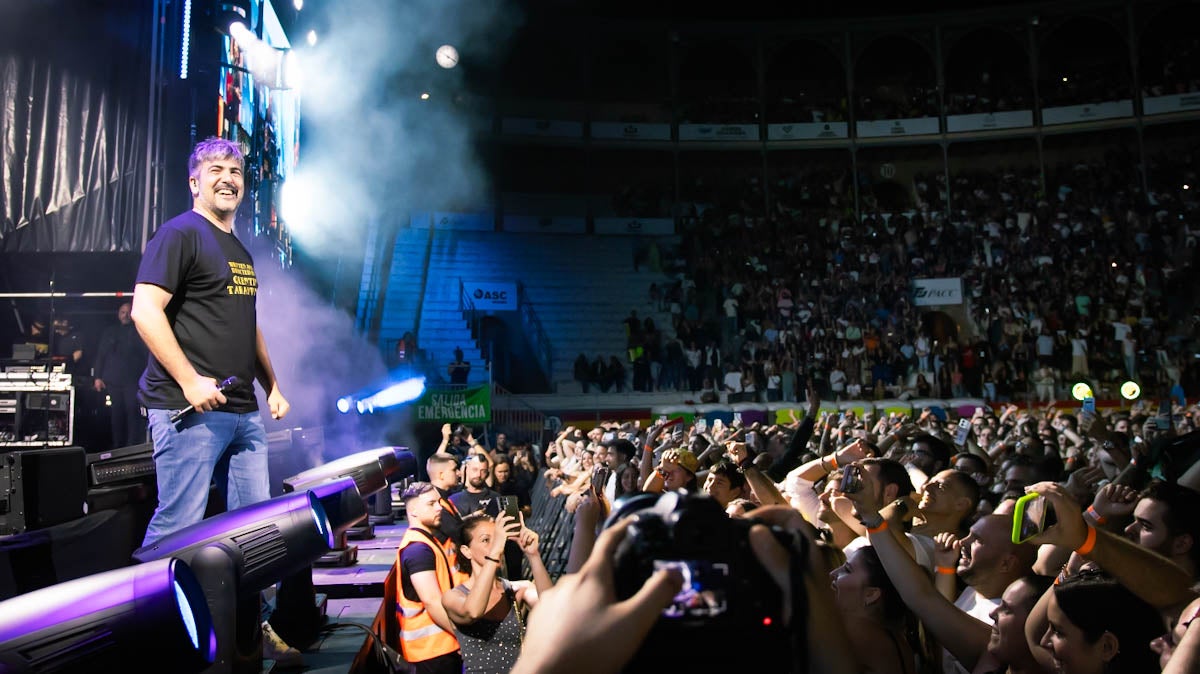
[605,491,806,672]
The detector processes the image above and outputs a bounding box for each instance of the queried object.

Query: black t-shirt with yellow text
[135,211,259,413]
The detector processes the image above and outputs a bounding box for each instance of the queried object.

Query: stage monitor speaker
[0,447,87,536]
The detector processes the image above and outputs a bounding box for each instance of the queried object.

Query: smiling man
[134,137,290,546]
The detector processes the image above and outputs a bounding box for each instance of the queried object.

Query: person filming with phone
[442,510,553,673]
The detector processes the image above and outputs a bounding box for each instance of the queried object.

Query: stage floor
[267,518,407,673]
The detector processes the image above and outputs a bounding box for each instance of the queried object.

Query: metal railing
[525,471,575,580]
[517,282,553,383]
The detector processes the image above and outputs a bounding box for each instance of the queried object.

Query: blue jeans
[142,408,270,547]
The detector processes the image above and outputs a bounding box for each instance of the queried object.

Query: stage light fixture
[1121,381,1141,400]
[293,0,303,10]
[1071,382,1094,401]
[214,0,251,36]
[133,491,334,673]
[336,396,352,414]
[0,558,215,672]
[307,30,317,46]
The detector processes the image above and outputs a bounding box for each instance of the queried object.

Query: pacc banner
[415,386,491,423]
[678,124,759,141]
[913,277,963,306]
[465,281,518,310]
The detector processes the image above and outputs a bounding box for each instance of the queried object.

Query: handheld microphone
[169,376,240,423]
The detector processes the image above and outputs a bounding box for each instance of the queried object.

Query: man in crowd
[426,452,464,544]
[395,482,463,674]
[450,454,501,517]
[92,301,149,448]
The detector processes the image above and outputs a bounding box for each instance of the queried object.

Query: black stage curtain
[0,0,153,252]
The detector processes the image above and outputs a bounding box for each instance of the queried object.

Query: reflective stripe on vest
[396,527,460,662]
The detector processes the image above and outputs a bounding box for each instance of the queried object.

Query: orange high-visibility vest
[395,527,460,663]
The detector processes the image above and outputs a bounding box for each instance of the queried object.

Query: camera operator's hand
[840,462,885,521]
[1024,481,1089,551]
[512,519,683,674]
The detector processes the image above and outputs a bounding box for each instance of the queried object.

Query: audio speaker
[0,447,87,535]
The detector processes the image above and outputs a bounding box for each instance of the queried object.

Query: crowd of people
[395,381,1200,672]
[574,150,1199,407]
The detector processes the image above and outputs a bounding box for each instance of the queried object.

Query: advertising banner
[502,215,587,234]
[856,117,940,138]
[1041,101,1133,125]
[500,117,585,138]
[415,386,491,423]
[1143,93,1200,116]
[946,110,1033,133]
[591,122,672,141]
[913,277,963,306]
[411,211,493,231]
[678,124,760,141]
[767,122,849,140]
[464,281,518,310]
[593,217,675,235]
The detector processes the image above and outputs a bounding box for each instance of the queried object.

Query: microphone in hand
[170,376,241,423]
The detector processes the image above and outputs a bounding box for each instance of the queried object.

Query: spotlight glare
[1185,184,1191,190]
[336,397,352,414]
[1120,381,1141,401]
[1071,382,1093,401]
[420,92,430,100]
[293,0,303,9]
[358,377,426,414]
[1061,76,1068,82]
[307,29,317,46]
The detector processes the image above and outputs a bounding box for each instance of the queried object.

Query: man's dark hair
[710,460,747,490]
[860,457,915,498]
[606,439,636,463]
[401,481,436,505]
[1139,480,1200,568]
[911,433,952,469]
[942,469,982,520]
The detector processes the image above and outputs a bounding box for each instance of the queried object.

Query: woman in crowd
[829,545,917,673]
[1028,571,1162,674]
[442,511,553,674]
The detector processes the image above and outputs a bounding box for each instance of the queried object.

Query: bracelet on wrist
[1085,505,1107,525]
[484,555,500,564]
[1075,524,1098,556]
[866,519,889,535]
[935,566,956,575]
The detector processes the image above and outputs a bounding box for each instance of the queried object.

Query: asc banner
[913,277,963,306]
[465,281,518,310]
[416,386,491,423]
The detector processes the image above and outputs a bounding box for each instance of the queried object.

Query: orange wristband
[1075,524,1098,556]
[866,520,888,534]
[935,566,956,575]
[1086,505,1107,525]
[828,455,839,471]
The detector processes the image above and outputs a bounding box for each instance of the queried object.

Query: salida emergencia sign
[912,278,963,306]
[465,281,518,310]
[415,386,491,423]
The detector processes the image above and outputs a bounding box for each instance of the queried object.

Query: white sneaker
[261,621,305,669]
